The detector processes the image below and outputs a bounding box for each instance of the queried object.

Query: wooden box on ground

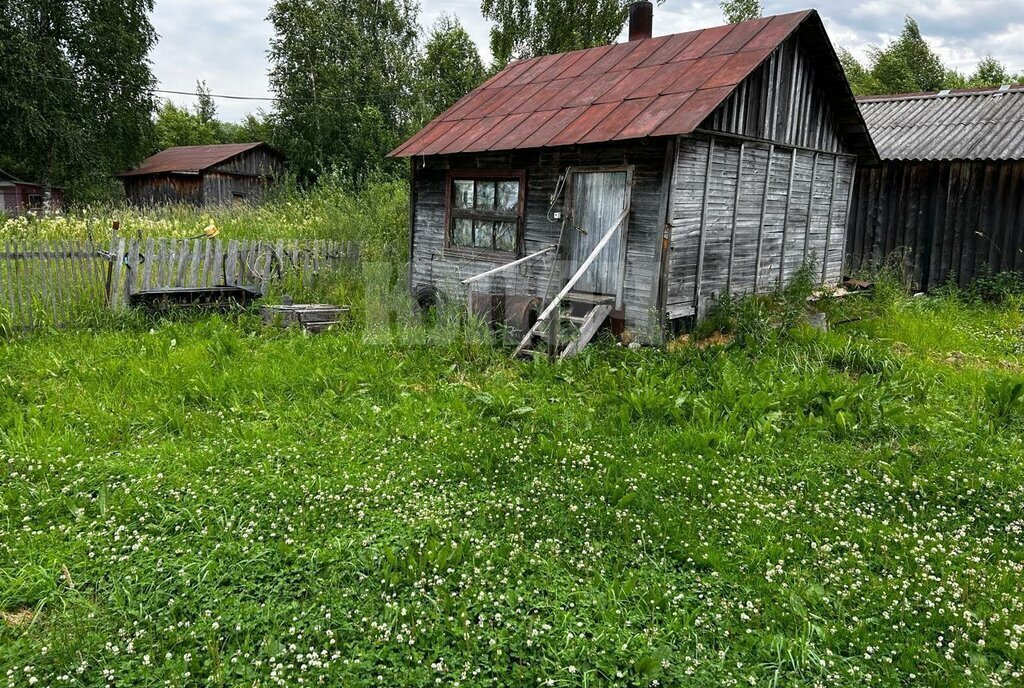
[260,304,350,332]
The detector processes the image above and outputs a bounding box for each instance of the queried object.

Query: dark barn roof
[391,10,874,161]
[859,86,1024,161]
[0,168,63,189]
[119,143,277,177]
[0,168,25,184]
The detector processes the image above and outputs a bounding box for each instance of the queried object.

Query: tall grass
[0,174,409,261]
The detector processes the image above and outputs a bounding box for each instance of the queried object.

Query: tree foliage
[224,113,278,146]
[0,0,157,201]
[154,82,221,149]
[967,56,1017,88]
[720,0,761,24]
[481,0,630,67]
[153,82,272,149]
[838,48,876,95]
[418,15,486,122]
[840,16,1020,97]
[268,0,419,185]
[867,18,946,94]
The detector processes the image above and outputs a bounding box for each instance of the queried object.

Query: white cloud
[149,0,1024,123]
[150,0,275,121]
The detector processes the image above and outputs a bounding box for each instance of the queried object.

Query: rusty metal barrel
[467,290,502,328]
[502,294,542,345]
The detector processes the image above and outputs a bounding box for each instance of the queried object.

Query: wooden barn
[118,143,285,207]
[0,169,63,215]
[391,4,876,354]
[847,86,1024,291]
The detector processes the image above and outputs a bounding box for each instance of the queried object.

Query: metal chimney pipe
[628,1,653,41]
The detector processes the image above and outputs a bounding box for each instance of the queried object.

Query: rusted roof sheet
[859,86,1024,161]
[392,11,816,156]
[119,143,273,177]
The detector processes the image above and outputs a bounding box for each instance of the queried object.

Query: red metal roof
[391,11,813,157]
[118,143,274,177]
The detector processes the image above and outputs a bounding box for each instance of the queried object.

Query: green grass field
[2,288,1024,687]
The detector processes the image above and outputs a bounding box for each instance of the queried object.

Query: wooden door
[568,169,632,296]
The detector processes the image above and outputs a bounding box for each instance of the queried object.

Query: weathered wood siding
[0,183,63,216]
[703,34,844,153]
[123,175,202,207]
[123,147,284,207]
[666,134,854,319]
[847,159,1024,291]
[664,29,857,320]
[410,141,672,333]
[202,147,284,205]
[200,172,277,206]
[212,147,283,178]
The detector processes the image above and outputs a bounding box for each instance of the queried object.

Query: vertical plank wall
[666,133,855,319]
[847,159,1024,291]
[665,27,859,321]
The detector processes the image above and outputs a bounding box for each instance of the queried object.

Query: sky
[150,0,1024,122]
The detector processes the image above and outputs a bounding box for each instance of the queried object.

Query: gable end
[701,16,876,163]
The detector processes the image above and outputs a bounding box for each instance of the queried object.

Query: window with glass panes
[448,173,523,253]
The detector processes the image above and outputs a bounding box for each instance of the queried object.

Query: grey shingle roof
[858,86,1024,161]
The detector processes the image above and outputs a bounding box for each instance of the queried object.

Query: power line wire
[24,70,410,104]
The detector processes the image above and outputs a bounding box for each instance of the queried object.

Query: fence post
[104,222,119,308]
[225,240,239,285]
[125,237,141,305]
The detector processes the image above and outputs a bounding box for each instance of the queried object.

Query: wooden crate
[260,304,350,332]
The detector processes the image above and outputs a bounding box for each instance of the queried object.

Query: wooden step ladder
[511,206,628,361]
[513,293,613,360]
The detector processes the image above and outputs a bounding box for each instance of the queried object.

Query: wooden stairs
[462,205,628,362]
[512,292,613,360]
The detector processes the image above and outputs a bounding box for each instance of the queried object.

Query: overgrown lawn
[1,293,1023,686]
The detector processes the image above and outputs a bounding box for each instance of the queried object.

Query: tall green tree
[418,15,486,122]
[268,0,420,185]
[195,81,218,128]
[153,82,222,149]
[0,0,157,202]
[968,56,1016,88]
[838,47,879,96]
[866,17,947,94]
[720,0,761,24]
[836,17,1017,97]
[481,0,629,67]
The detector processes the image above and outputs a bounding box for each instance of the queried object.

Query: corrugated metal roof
[392,11,821,157]
[859,86,1024,161]
[118,143,271,177]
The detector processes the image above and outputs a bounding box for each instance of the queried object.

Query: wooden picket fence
[0,237,360,330]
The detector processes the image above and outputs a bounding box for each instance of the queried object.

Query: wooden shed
[0,169,63,216]
[391,5,876,354]
[118,143,285,207]
[847,86,1024,290]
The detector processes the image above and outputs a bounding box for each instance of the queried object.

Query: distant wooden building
[391,4,876,352]
[848,86,1024,290]
[119,143,285,207]
[0,169,63,215]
